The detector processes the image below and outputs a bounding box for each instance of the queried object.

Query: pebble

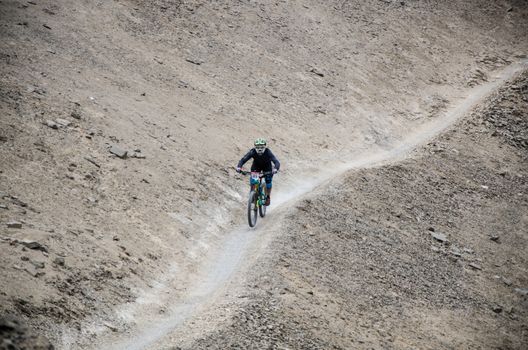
[70,111,82,119]
[30,261,45,269]
[130,151,146,159]
[492,305,503,313]
[54,257,65,266]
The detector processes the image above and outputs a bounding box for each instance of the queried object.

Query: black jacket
[237,148,280,172]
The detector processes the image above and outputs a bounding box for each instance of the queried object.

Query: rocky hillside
[1,0,527,348]
[181,71,528,350]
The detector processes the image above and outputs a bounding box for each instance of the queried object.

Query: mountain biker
[236,138,280,206]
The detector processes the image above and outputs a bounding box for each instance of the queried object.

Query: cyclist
[236,138,280,206]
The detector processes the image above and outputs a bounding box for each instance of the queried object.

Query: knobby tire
[247,190,258,227]
[259,183,266,218]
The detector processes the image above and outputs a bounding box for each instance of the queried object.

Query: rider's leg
[265,174,273,205]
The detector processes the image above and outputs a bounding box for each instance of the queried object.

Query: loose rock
[469,263,482,270]
[30,260,45,269]
[450,248,462,257]
[431,232,447,243]
[54,257,65,266]
[489,235,500,242]
[309,67,325,77]
[44,120,58,129]
[7,221,22,229]
[514,288,528,296]
[19,240,48,253]
[55,118,72,127]
[109,145,128,159]
[492,305,503,313]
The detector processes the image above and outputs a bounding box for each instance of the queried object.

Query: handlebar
[238,169,276,176]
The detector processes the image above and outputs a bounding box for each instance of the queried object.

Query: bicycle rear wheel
[247,190,258,227]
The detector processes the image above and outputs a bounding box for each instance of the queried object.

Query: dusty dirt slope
[0,0,527,348]
[179,69,528,350]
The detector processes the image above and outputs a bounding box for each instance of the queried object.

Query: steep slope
[0,0,527,347]
[180,69,528,350]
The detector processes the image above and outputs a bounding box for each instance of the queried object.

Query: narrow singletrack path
[94,59,527,350]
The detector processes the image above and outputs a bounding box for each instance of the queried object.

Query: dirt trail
[91,60,528,350]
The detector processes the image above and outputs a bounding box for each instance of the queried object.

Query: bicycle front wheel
[259,188,267,218]
[247,190,258,227]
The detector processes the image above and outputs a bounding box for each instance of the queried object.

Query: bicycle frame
[250,172,266,208]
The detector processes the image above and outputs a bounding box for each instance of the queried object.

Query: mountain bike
[239,170,273,227]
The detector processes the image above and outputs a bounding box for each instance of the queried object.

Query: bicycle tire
[247,190,258,227]
[258,184,267,218]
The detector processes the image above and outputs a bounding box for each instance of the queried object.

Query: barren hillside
[1,0,527,349]
[179,70,528,350]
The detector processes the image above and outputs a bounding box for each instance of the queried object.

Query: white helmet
[254,138,267,155]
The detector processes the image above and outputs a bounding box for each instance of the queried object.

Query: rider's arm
[237,149,255,168]
[268,150,280,171]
